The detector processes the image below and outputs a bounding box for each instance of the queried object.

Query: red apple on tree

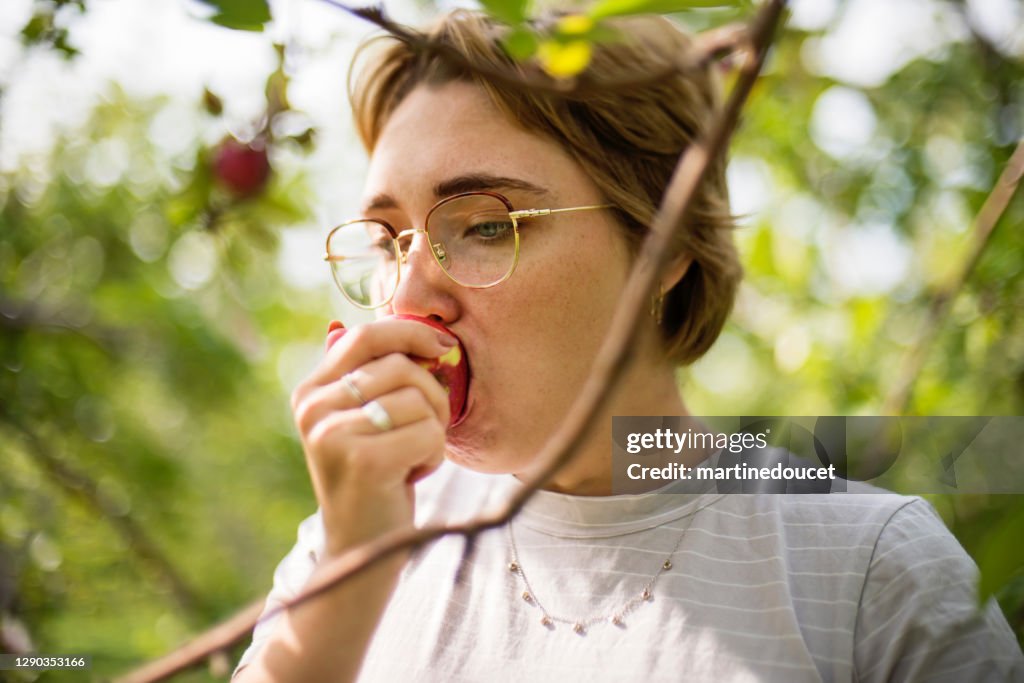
[212,137,271,199]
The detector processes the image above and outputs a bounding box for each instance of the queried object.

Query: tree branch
[0,296,128,352]
[113,2,786,681]
[882,137,1024,415]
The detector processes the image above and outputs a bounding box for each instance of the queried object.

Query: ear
[660,254,692,293]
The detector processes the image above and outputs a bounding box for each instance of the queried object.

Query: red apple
[213,137,271,199]
[324,316,470,428]
[389,314,470,428]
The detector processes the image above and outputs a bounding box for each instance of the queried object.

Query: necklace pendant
[611,615,624,627]
[540,615,553,627]
[572,622,585,634]
[641,588,652,601]
[522,591,533,603]
[508,561,519,573]
[662,559,673,570]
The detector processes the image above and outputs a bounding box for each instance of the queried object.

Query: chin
[445,398,537,474]
[444,440,523,475]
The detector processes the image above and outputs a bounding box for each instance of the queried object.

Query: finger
[348,354,450,425]
[347,417,447,485]
[295,357,450,436]
[307,414,446,487]
[311,318,457,387]
[350,387,439,435]
[300,385,439,441]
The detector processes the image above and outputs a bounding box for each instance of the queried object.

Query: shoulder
[845,494,1024,681]
[700,486,928,550]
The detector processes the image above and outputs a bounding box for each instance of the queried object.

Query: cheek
[484,225,631,386]
[515,224,630,312]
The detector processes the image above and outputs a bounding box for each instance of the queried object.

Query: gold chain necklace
[505,514,695,634]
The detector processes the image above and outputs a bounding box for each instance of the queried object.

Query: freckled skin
[363,81,687,495]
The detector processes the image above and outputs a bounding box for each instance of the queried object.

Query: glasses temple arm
[509,203,614,220]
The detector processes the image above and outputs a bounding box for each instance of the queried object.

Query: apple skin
[324,316,470,428]
[213,138,271,199]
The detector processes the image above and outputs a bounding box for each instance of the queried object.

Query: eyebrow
[363,173,550,213]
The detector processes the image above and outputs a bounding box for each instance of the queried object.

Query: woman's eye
[373,239,397,260]
[469,221,512,239]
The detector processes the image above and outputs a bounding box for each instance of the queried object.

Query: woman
[234,11,1022,682]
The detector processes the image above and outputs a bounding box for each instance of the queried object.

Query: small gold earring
[650,286,665,326]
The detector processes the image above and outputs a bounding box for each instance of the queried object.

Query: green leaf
[20,13,51,44]
[977,504,1024,603]
[502,26,539,60]
[478,0,530,26]
[589,0,738,20]
[197,0,271,31]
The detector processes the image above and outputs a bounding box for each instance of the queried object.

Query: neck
[516,358,694,497]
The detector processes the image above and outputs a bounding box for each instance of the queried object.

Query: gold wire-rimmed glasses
[323,190,612,310]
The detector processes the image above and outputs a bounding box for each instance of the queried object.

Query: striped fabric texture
[235,460,1024,682]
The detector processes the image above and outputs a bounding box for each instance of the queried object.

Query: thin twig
[882,138,1024,415]
[0,296,128,352]
[114,2,786,681]
[320,1,749,95]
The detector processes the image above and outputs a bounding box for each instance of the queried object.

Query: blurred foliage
[18,0,86,58]
[0,0,1022,681]
[682,0,1024,637]
[195,0,272,32]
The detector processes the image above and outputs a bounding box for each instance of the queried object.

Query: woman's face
[362,80,634,475]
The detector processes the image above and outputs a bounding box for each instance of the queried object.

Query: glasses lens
[426,193,517,287]
[325,220,399,309]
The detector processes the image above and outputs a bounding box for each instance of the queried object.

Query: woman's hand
[290,318,456,557]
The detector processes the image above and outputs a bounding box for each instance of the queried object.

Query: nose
[389,229,460,320]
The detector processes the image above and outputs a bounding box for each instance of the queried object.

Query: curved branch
[113,2,786,681]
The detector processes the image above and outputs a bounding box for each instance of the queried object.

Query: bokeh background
[0,0,1022,680]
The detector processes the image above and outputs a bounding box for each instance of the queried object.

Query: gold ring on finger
[341,373,367,405]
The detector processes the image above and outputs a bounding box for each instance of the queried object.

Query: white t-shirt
[235,460,1023,682]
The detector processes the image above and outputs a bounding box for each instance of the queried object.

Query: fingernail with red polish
[326,320,347,352]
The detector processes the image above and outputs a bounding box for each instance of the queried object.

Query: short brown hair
[348,10,742,365]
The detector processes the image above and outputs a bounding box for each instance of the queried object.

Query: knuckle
[306,413,343,453]
[345,325,372,349]
[382,352,412,374]
[395,385,424,406]
[293,397,316,433]
[289,383,308,414]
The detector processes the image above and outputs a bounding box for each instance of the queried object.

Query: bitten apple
[324,317,470,428]
[389,314,470,427]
